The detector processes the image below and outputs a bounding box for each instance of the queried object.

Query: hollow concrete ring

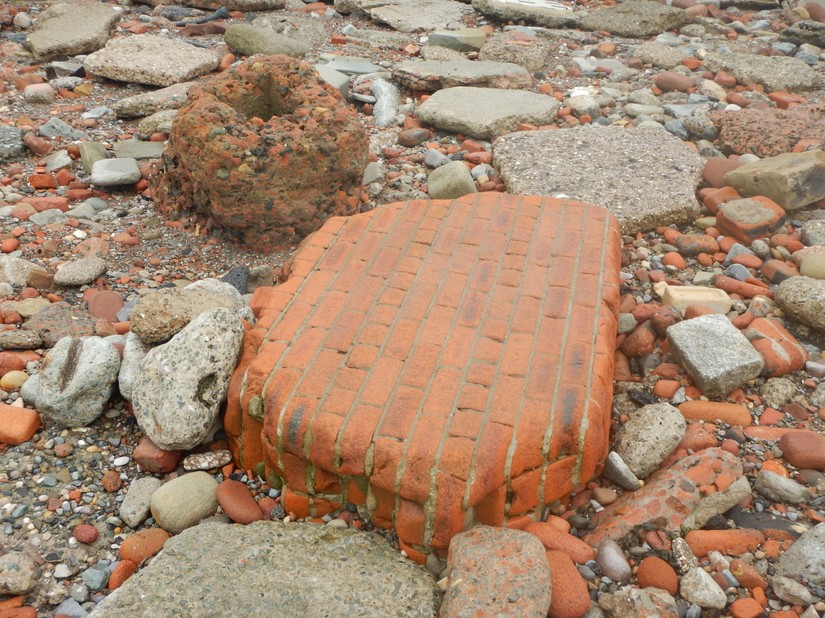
[153,54,369,252]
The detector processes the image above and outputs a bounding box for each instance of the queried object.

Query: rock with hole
[132,308,244,450]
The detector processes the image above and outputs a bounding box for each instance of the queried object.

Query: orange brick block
[224,194,621,555]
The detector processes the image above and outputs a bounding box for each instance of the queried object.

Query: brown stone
[637,556,678,595]
[654,71,696,92]
[21,302,97,347]
[102,470,122,492]
[779,431,825,470]
[72,524,99,544]
[710,103,825,157]
[215,479,264,524]
[132,436,181,473]
[702,157,743,188]
[120,528,171,565]
[86,290,124,322]
[153,55,369,252]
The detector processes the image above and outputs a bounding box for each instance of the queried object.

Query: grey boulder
[581,0,691,37]
[31,336,121,427]
[88,521,438,617]
[775,276,825,332]
[117,331,149,402]
[428,161,478,200]
[53,256,108,287]
[150,472,219,534]
[777,523,825,586]
[612,402,686,479]
[26,3,120,61]
[131,308,243,450]
[393,60,532,91]
[223,23,310,57]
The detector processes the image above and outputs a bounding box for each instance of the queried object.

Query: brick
[227,194,620,556]
[716,196,787,244]
[744,317,808,377]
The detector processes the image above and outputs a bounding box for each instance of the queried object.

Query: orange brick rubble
[224,193,621,557]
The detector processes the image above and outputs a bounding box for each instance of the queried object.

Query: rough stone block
[666,314,764,396]
[715,196,787,244]
[723,150,825,211]
[660,284,732,315]
[224,193,621,558]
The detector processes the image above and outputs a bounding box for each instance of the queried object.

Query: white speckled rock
[679,567,727,609]
[150,472,218,534]
[53,256,108,286]
[132,308,243,450]
[613,402,686,479]
[117,331,149,402]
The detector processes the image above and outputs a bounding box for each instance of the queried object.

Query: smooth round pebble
[596,539,631,583]
[72,524,99,544]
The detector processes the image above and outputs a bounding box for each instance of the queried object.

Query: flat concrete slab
[225,193,621,558]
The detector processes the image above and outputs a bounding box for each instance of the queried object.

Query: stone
[90,158,141,186]
[137,110,177,139]
[441,526,550,617]
[132,436,181,474]
[598,587,678,617]
[182,450,233,471]
[250,13,328,49]
[0,330,43,350]
[472,0,579,28]
[120,528,171,566]
[723,150,825,211]
[0,403,40,446]
[802,219,825,246]
[117,332,148,402]
[225,194,621,555]
[112,140,165,160]
[493,126,702,234]
[596,539,631,583]
[0,552,40,595]
[153,55,368,252]
[545,551,591,618]
[26,3,120,61]
[30,337,120,427]
[637,557,678,595]
[703,52,816,92]
[223,23,310,57]
[776,523,825,586]
[216,479,264,524]
[478,31,557,73]
[38,117,88,141]
[428,28,487,52]
[567,95,601,119]
[666,314,764,397]
[0,126,25,162]
[416,86,559,140]
[0,256,47,288]
[88,521,438,616]
[780,20,825,46]
[393,60,532,91]
[754,469,809,503]
[130,279,246,345]
[613,403,686,479]
[775,276,825,332]
[112,82,194,118]
[779,431,825,470]
[680,567,727,609]
[185,0,284,9]
[84,35,220,87]
[660,285,732,315]
[603,451,641,490]
[54,257,108,287]
[581,1,691,37]
[78,141,108,173]
[355,0,470,32]
[22,303,99,347]
[150,472,219,534]
[637,44,690,70]
[585,449,743,546]
[427,160,478,200]
[715,197,787,244]
[120,477,163,529]
[132,308,243,450]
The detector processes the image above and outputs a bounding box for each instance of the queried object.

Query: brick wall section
[224,193,621,559]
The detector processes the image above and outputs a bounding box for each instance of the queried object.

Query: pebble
[679,567,727,609]
[215,479,264,524]
[72,524,99,544]
[595,540,631,583]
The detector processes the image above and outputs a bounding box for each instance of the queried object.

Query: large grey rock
[137,109,177,139]
[33,337,121,427]
[251,13,328,49]
[472,0,579,28]
[633,41,689,69]
[613,403,686,479]
[130,278,247,345]
[581,1,691,37]
[703,52,816,93]
[26,3,120,61]
[679,567,727,609]
[723,150,825,211]
[118,331,149,402]
[754,470,809,504]
[0,256,46,287]
[223,23,310,57]
[493,126,703,233]
[0,126,25,162]
[91,158,141,186]
[53,257,108,287]
[682,476,752,532]
[780,21,825,48]
[112,82,194,118]
[775,276,825,332]
[777,523,825,586]
[441,526,551,617]
[428,28,488,52]
[0,552,40,595]
[112,140,165,160]
[355,0,470,32]
[666,314,764,396]
[84,35,220,87]
[416,87,559,140]
[132,308,243,450]
[119,476,163,529]
[39,117,88,141]
[802,219,825,247]
[88,521,439,617]
[428,160,478,200]
[21,303,98,347]
[150,472,218,534]
[479,31,557,72]
[393,60,532,91]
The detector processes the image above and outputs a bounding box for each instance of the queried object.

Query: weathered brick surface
[225,193,621,557]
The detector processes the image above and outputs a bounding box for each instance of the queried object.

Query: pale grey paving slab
[393,60,533,91]
[26,3,120,60]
